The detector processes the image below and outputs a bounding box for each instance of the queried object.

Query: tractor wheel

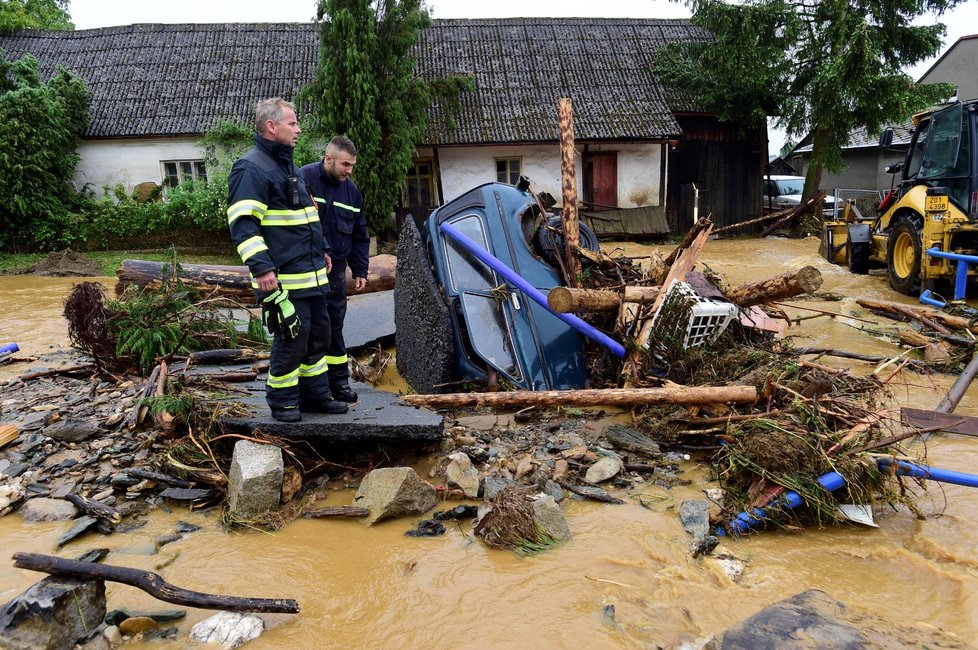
[846,240,870,275]
[887,219,922,295]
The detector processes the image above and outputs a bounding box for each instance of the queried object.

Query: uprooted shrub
[63,260,267,375]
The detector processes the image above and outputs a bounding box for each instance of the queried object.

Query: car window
[443,214,496,293]
[776,179,804,195]
[459,291,523,382]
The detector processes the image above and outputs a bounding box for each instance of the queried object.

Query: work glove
[261,286,301,339]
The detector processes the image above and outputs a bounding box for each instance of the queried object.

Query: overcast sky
[68,0,977,154]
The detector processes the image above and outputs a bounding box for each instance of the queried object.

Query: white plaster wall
[435,142,663,208]
[74,137,204,194]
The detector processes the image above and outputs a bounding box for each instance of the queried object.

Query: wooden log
[724,266,823,308]
[557,98,582,287]
[712,206,794,235]
[188,349,264,365]
[301,506,370,518]
[855,298,975,333]
[12,552,299,614]
[207,371,259,382]
[757,191,825,238]
[547,286,661,313]
[664,217,713,266]
[19,363,96,382]
[0,424,18,450]
[127,365,161,432]
[64,494,121,524]
[115,254,397,302]
[126,467,195,488]
[938,349,978,413]
[402,385,757,409]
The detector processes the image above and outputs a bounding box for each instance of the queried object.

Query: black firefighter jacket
[226,135,330,299]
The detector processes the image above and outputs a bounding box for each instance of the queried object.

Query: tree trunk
[116,254,397,302]
[723,266,823,307]
[12,552,299,614]
[557,98,582,287]
[402,385,756,409]
[855,298,975,332]
[547,286,661,313]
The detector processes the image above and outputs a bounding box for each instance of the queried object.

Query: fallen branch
[402,385,757,409]
[126,467,195,488]
[301,506,370,518]
[19,363,96,382]
[64,495,121,524]
[758,191,825,238]
[12,552,299,614]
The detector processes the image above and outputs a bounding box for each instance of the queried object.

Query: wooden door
[586,152,618,210]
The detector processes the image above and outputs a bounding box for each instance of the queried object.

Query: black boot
[300,399,349,414]
[271,406,301,423]
[332,384,358,403]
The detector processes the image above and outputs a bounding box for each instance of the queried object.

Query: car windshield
[776,179,805,195]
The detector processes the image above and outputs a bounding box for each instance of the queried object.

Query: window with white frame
[161,160,207,187]
[495,157,522,185]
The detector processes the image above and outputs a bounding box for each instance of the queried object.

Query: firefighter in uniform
[299,135,369,403]
[226,98,348,422]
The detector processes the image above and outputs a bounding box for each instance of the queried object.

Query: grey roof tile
[0,17,707,142]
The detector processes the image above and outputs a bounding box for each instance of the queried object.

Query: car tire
[846,240,870,275]
[887,218,922,295]
[533,216,600,268]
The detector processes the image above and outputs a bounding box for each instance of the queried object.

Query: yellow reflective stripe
[313,196,326,204]
[333,201,360,213]
[306,206,319,222]
[237,236,268,262]
[267,368,299,389]
[250,267,330,291]
[325,354,348,366]
[261,208,313,226]
[299,355,329,377]
[227,199,267,225]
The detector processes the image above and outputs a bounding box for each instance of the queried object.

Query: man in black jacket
[227,98,348,422]
[299,135,370,403]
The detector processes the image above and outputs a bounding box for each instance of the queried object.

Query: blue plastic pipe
[924,246,978,300]
[919,289,946,308]
[439,220,627,358]
[718,458,978,535]
[0,343,19,355]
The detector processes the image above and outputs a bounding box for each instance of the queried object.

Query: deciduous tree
[654,0,960,207]
[0,0,73,32]
[0,51,89,250]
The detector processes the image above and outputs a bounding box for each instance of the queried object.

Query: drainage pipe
[719,459,978,535]
[439,220,626,358]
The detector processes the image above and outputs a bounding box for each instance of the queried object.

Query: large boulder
[227,440,283,519]
[189,611,264,649]
[0,577,106,650]
[720,589,865,649]
[445,452,480,498]
[352,467,439,525]
[18,497,78,522]
[531,494,571,543]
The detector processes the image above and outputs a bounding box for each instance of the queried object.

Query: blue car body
[421,182,588,391]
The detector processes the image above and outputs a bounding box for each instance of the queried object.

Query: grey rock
[42,419,101,443]
[481,475,518,500]
[189,611,264,649]
[680,499,711,540]
[605,424,661,457]
[0,576,106,650]
[105,608,186,627]
[531,494,571,543]
[445,452,480,498]
[2,463,27,478]
[110,472,138,487]
[542,480,564,502]
[352,467,439,525]
[584,456,623,484]
[56,515,98,547]
[103,625,122,645]
[17,497,78,522]
[0,477,26,516]
[720,589,865,649]
[19,412,51,432]
[227,440,283,519]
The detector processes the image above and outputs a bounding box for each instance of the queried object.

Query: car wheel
[887,218,922,295]
[846,240,870,275]
[533,216,600,268]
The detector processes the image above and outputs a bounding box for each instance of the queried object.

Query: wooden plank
[901,407,978,437]
[0,424,18,450]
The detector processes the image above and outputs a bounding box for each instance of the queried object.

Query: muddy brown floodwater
[1,240,978,648]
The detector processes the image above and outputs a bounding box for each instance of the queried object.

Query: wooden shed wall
[667,115,765,234]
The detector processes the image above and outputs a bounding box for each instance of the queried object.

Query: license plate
[926,195,949,212]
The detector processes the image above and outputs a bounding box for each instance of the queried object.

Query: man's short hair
[255,98,295,134]
[327,134,357,157]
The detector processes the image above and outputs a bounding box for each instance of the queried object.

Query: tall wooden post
[557,98,582,288]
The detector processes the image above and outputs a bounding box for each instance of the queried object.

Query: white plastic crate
[649,280,738,350]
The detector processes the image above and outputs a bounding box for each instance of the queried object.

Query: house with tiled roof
[0,18,766,235]
[786,33,978,196]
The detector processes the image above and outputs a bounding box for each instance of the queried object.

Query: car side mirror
[879,128,894,148]
[885,161,904,174]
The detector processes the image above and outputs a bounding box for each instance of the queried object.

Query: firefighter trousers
[325,262,351,389]
[265,292,334,410]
